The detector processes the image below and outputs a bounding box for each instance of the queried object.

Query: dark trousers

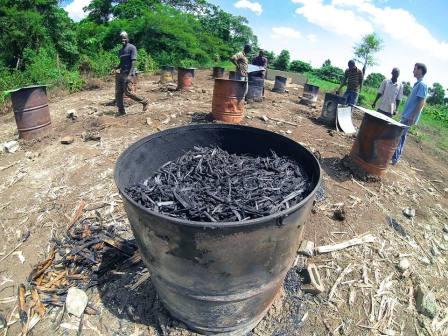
[115,73,146,113]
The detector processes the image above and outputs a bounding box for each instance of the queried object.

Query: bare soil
[0,71,447,336]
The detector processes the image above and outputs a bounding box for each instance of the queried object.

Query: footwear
[116,110,126,117]
[142,101,149,112]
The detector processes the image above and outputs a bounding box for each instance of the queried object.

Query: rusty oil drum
[114,124,321,335]
[9,85,52,140]
[212,78,246,123]
[177,67,195,89]
[212,66,225,78]
[350,110,407,175]
[160,65,175,83]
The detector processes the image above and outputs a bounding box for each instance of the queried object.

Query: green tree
[289,60,312,73]
[322,59,331,67]
[313,65,344,83]
[427,83,445,105]
[263,50,275,67]
[403,81,412,96]
[364,72,385,88]
[354,33,383,74]
[272,49,290,71]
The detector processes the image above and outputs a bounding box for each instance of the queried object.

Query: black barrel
[247,76,264,102]
[115,124,321,335]
[212,66,225,78]
[228,71,238,80]
[272,76,287,93]
[320,93,347,125]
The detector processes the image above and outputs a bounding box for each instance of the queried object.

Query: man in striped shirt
[336,60,364,105]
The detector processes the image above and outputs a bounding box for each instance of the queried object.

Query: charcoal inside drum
[125,146,312,222]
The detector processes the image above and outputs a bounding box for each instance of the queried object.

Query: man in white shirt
[372,68,404,117]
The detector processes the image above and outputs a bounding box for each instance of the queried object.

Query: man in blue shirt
[391,63,428,165]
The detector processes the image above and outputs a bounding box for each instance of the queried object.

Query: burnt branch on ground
[126,146,311,222]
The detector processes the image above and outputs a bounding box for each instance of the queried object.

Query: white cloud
[292,0,373,39]
[307,33,318,43]
[64,0,91,21]
[272,27,302,39]
[234,0,263,16]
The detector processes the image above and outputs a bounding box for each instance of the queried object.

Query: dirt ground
[0,70,447,336]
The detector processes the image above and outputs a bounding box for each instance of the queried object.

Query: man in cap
[113,31,148,116]
[372,68,404,117]
[336,60,364,105]
[391,63,428,165]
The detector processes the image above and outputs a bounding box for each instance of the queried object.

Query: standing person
[114,31,148,116]
[251,49,268,78]
[372,68,404,117]
[391,63,428,165]
[231,44,251,80]
[336,60,364,105]
[231,44,251,96]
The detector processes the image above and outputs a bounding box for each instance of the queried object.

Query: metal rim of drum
[115,124,321,228]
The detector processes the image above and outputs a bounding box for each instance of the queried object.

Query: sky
[63,0,448,87]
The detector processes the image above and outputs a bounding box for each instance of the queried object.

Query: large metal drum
[114,124,321,336]
[212,79,247,123]
[177,68,195,89]
[247,76,264,102]
[160,65,175,83]
[320,93,347,125]
[272,76,287,93]
[350,110,407,176]
[9,85,52,140]
[212,67,225,79]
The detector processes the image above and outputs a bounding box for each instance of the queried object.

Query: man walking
[372,68,403,117]
[114,31,148,116]
[336,60,363,105]
[391,63,428,165]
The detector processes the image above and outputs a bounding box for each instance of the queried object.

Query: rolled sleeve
[130,46,137,60]
[416,83,428,99]
[378,80,386,94]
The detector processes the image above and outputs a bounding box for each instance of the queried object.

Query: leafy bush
[313,65,344,83]
[272,50,290,71]
[364,72,385,88]
[424,104,448,126]
[290,60,312,73]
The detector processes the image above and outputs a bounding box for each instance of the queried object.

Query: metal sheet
[336,106,356,134]
[354,105,408,128]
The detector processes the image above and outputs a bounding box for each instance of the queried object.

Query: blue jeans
[391,128,409,165]
[343,90,359,105]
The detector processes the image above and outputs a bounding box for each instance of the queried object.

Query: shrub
[364,72,385,88]
[313,65,344,83]
[290,60,312,73]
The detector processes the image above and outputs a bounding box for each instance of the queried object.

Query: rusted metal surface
[272,76,287,93]
[9,85,52,140]
[212,79,246,123]
[160,65,175,83]
[212,66,225,78]
[300,84,320,105]
[247,75,264,102]
[177,67,195,89]
[320,93,347,125]
[228,71,237,80]
[115,124,321,335]
[350,109,407,176]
